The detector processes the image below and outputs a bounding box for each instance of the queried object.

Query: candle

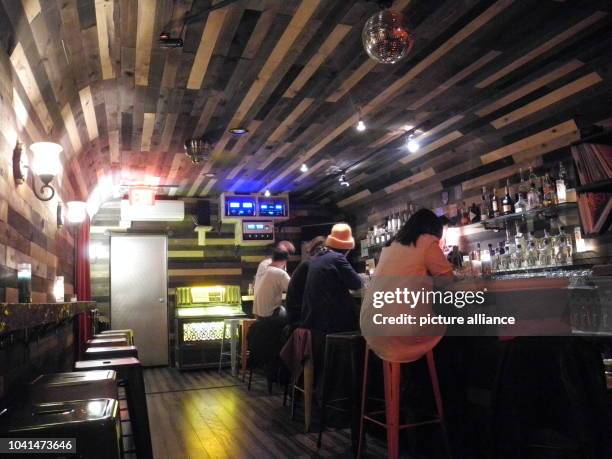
[17,263,32,303]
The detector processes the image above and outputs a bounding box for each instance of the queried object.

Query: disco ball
[362,9,413,64]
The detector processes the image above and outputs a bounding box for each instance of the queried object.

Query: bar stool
[241,318,257,379]
[87,337,129,347]
[0,399,122,459]
[85,345,138,360]
[218,318,242,376]
[357,346,450,459]
[317,332,365,454]
[28,370,118,403]
[75,357,152,459]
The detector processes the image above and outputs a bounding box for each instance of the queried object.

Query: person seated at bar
[301,224,363,333]
[285,236,326,326]
[254,240,295,284]
[360,208,453,362]
[253,249,291,319]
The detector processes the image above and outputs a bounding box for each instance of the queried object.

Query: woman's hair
[307,236,326,256]
[395,208,444,246]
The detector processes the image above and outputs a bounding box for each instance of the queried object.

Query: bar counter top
[0,301,96,335]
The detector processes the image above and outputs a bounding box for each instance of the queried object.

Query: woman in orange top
[360,209,454,363]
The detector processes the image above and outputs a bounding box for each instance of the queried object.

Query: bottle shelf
[481,202,578,229]
[575,178,612,193]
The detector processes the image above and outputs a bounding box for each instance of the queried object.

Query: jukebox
[174,285,246,369]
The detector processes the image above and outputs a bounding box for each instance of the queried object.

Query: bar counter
[0,302,96,335]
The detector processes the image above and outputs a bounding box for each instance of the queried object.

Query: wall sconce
[12,141,28,184]
[66,201,88,224]
[14,141,63,201]
[30,142,62,201]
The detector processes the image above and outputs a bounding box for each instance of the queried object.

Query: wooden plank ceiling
[2,0,612,208]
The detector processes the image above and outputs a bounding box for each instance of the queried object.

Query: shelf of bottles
[464,163,573,229]
[362,204,417,253]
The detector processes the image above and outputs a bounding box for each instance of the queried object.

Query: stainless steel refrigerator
[110,234,169,366]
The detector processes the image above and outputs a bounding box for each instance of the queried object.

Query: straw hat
[326,223,355,250]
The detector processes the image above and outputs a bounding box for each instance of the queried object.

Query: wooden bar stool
[85,345,138,360]
[218,318,242,376]
[357,346,450,459]
[75,357,152,459]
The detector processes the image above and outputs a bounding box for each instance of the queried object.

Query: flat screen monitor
[258,199,287,217]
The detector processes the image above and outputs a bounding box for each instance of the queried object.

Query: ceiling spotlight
[204,172,216,178]
[300,163,308,173]
[228,127,249,136]
[264,188,271,197]
[356,119,366,132]
[339,173,350,187]
[406,137,420,153]
[158,32,184,48]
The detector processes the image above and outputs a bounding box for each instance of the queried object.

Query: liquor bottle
[480,187,489,223]
[556,162,567,203]
[473,242,482,261]
[501,179,515,215]
[514,193,523,213]
[402,211,409,225]
[491,188,500,217]
[469,202,480,223]
[518,167,528,200]
[461,202,470,225]
[542,173,556,207]
[527,181,541,210]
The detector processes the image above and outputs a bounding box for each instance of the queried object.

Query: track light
[356,119,366,132]
[300,163,308,173]
[406,137,420,153]
[339,173,350,187]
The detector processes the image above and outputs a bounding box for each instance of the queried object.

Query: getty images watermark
[368,287,518,328]
[358,275,590,337]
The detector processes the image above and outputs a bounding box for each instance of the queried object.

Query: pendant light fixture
[300,163,308,173]
[356,119,366,132]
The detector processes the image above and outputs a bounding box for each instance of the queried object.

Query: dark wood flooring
[144,367,387,459]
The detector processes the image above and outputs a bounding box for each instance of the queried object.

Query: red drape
[76,216,91,301]
[75,216,92,358]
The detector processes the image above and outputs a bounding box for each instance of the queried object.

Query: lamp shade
[66,201,88,223]
[30,142,63,177]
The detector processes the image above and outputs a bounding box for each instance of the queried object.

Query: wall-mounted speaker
[194,200,211,226]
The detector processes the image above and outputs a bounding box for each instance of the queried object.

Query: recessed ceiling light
[356,120,366,132]
[406,138,420,153]
[300,163,308,173]
[228,127,249,136]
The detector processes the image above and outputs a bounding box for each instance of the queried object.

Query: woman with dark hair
[360,208,453,362]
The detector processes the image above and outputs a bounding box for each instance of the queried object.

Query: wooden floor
[144,367,387,459]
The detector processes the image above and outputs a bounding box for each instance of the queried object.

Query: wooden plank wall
[0,43,76,303]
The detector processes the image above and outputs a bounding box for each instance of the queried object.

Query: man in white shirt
[254,240,295,285]
[253,249,291,318]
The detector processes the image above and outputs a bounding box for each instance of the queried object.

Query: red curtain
[76,216,91,301]
[75,216,92,357]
